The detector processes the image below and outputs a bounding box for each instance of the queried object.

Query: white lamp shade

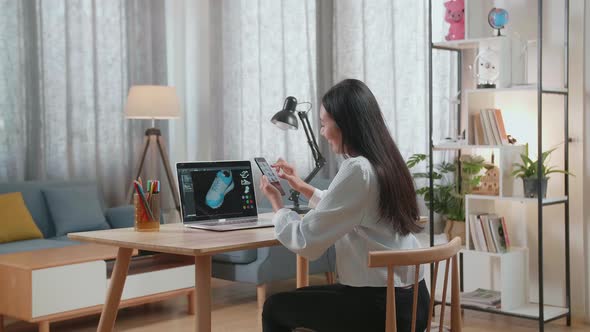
[125,85,181,119]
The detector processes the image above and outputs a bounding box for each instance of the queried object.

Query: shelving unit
[427,1,571,331]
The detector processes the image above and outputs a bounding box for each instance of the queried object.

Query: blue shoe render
[206,170,235,209]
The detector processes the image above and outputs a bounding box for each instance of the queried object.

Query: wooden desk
[69,224,309,332]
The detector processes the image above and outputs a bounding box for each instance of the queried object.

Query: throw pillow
[42,186,110,236]
[0,192,43,243]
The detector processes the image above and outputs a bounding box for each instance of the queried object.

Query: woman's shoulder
[339,156,374,179]
[341,156,373,171]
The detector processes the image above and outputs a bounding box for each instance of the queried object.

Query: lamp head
[271,96,299,130]
[125,85,181,119]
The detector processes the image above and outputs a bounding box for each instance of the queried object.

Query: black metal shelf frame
[427,1,571,331]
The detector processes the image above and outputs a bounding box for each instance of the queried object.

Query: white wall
[583,0,590,323]
[567,0,588,323]
[515,0,587,321]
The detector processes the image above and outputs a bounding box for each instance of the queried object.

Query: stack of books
[461,288,502,309]
[468,213,511,253]
[471,109,508,145]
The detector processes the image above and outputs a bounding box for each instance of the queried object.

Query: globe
[488,8,509,30]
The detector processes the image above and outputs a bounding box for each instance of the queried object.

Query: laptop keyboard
[200,218,259,226]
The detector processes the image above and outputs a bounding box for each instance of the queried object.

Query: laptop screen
[176,161,258,222]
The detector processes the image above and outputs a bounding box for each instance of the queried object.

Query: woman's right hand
[273,158,303,191]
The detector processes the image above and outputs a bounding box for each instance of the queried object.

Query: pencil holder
[133,193,160,232]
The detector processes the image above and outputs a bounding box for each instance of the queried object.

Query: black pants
[262,279,430,332]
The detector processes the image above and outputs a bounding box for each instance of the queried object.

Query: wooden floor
[3,275,587,332]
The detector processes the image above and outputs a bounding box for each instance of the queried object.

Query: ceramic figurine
[444,0,465,41]
[473,47,500,88]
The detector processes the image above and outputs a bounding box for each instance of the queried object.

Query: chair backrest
[368,237,462,332]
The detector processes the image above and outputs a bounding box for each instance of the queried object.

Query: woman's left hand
[259,175,284,212]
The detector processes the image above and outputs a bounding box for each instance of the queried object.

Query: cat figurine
[444,0,465,41]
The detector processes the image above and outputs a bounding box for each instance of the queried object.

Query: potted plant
[511,144,573,198]
[407,153,489,243]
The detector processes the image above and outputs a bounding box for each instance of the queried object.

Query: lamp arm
[288,162,324,211]
[297,110,326,172]
[287,110,326,213]
[303,163,325,184]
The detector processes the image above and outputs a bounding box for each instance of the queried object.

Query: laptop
[176,160,274,231]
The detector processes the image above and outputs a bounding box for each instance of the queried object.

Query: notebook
[176,160,273,231]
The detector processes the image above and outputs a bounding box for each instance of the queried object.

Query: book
[479,110,494,145]
[475,214,489,252]
[480,214,497,253]
[472,113,485,145]
[493,109,509,145]
[489,217,507,253]
[486,109,502,145]
[501,217,511,250]
[461,288,501,309]
[468,214,482,251]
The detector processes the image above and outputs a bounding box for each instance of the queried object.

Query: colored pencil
[134,180,155,220]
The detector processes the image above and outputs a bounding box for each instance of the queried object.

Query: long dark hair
[322,79,421,235]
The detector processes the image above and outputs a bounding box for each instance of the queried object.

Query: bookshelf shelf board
[460,247,527,258]
[459,303,569,321]
[435,297,569,321]
[465,194,568,205]
[433,143,524,151]
[464,85,568,95]
[465,85,535,94]
[432,37,506,50]
[542,89,569,96]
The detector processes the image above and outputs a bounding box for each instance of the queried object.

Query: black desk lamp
[271,96,326,213]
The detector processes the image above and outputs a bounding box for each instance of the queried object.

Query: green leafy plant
[511,143,573,179]
[407,154,490,222]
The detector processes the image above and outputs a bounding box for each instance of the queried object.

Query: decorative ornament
[473,154,500,196]
[444,0,465,41]
[507,135,517,145]
[473,47,500,89]
[473,167,500,196]
[488,8,509,37]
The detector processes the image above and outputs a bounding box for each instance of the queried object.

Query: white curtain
[167,0,456,206]
[167,0,317,176]
[0,0,167,205]
[332,0,456,165]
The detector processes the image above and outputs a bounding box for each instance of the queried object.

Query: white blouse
[272,156,424,287]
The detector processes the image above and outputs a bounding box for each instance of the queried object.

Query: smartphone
[254,157,286,196]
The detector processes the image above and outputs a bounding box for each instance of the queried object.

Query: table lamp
[125,85,181,212]
[271,96,326,213]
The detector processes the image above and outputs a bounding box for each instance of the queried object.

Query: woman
[259,79,429,332]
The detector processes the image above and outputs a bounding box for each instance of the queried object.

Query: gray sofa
[0,181,136,255]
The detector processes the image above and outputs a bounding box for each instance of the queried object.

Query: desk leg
[194,255,212,332]
[38,321,49,332]
[97,247,133,332]
[296,255,309,288]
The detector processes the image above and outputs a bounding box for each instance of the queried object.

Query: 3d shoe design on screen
[206,170,234,209]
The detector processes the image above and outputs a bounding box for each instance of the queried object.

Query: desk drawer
[32,261,106,317]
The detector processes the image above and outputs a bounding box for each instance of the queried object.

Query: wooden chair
[368,237,462,332]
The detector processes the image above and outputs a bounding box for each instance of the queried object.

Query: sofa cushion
[0,181,104,238]
[42,186,110,236]
[0,238,80,255]
[0,182,54,238]
[213,249,258,264]
[105,205,135,229]
[0,192,44,243]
